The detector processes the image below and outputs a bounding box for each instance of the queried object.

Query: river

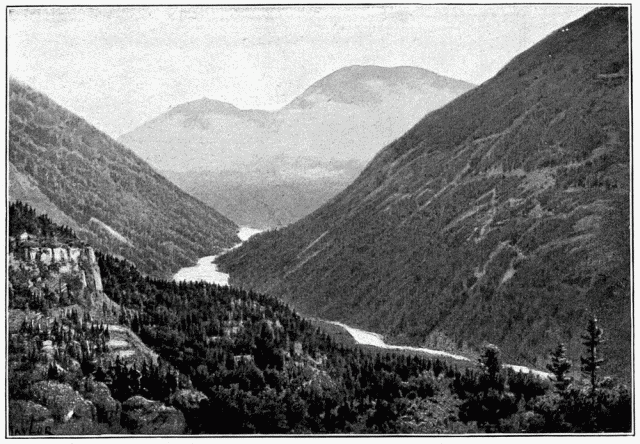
[174,227,552,379]
[324,320,552,379]
[172,226,264,286]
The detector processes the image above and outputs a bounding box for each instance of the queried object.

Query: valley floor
[324,320,552,379]
[173,230,553,381]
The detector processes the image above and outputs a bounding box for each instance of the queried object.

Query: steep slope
[162,157,364,228]
[218,8,631,379]
[119,66,474,227]
[118,98,273,173]
[9,80,239,278]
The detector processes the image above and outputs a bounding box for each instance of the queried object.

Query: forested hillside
[8,203,631,434]
[218,7,631,380]
[9,80,239,278]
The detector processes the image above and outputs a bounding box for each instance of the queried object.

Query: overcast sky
[9,4,597,138]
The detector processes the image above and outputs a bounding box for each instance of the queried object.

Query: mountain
[8,80,240,278]
[217,8,631,380]
[285,65,474,109]
[119,66,474,227]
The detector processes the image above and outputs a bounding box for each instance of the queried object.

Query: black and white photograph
[4,2,634,436]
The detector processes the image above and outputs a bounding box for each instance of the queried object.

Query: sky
[8,4,598,138]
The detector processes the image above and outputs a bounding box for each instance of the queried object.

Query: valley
[218,7,631,382]
[7,5,632,436]
[174,229,553,380]
[119,66,474,228]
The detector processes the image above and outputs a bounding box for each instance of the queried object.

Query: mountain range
[217,7,631,379]
[8,79,239,278]
[119,66,474,227]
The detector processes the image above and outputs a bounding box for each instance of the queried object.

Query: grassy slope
[9,80,239,278]
[218,8,631,380]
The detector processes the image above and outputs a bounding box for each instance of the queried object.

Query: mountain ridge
[118,64,475,227]
[217,7,631,380]
[8,79,240,278]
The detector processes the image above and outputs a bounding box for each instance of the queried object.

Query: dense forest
[7,203,632,434]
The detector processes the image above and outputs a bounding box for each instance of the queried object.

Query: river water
[324,320,551,379]
[172,226,264,286]
[173,227,551,379]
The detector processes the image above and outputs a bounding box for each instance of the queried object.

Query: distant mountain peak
[117,63,474,227]
[286,64,475,109]
[167,97,241,117]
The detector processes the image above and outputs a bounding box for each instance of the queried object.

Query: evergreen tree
[547,342,572,391]
[478,344,504,392]
[580,316,605,394]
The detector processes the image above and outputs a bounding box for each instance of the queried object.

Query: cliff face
[8,239,117,323]
[12,245,103,293]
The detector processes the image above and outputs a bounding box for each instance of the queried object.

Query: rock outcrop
[80,379,121,426]
[30,381,96,423]
[170,389,208,411]
[12,245,103,293]
[122,395,186,434]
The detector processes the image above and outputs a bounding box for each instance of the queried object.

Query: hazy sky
[9,4,597,138]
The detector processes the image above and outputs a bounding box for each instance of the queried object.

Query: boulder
[68,358,82,373]
[30,381,96,422]
[8,400,54,436]
[80,379,121,426]
[122,395,186,435]
[170,389,208,411]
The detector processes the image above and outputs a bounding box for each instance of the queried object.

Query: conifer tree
[580,316,605,394]
[547,342,572,391]
[478,344,504,392]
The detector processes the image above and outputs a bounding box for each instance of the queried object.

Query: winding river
[324,320,551,379]
[174,227,552,379]
[172,226,264,286]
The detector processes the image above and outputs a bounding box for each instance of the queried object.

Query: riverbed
[172,226,263,286]
[325,320,552,379]
[173,227,552,379]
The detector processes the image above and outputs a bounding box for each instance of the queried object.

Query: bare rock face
[40,340,56,363]
[8,400,55,436]
[122,395,186,435]
[30,380,96,423]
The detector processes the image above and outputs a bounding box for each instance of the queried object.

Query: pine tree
[580,316,605,394]
[478,344,504,392]
[547,342,572,391]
